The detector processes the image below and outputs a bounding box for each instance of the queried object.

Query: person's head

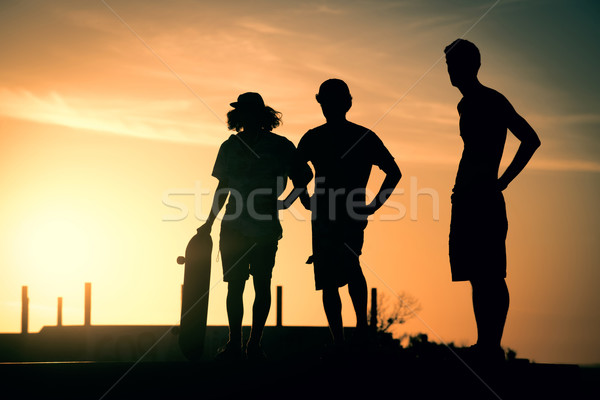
[444,39,481,88]
[227,92,282,132]
[316,79,352,121]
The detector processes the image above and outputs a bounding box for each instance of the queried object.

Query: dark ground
[1,348,595,400]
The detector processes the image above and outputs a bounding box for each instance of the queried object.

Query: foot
[458,344,505,366]
[320,342,346,362]
[350,326,369,348]
[246,343,267,362]
[479,344,506,365]
[215,342,244,361]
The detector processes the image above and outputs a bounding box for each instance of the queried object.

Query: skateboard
[176,231,212,360]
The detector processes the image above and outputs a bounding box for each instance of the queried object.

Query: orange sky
[0,0,599,365]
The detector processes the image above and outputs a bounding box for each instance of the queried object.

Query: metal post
[276,285,282,327]
[21,286,28,334]
[57,297,63,327]
[84,282,91,327]
[370,288,378,329]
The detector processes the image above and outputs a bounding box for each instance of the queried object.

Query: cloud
[0,88,225,146]
[531,113,600,125]
[529,159,600,173]
[236,19,294,36]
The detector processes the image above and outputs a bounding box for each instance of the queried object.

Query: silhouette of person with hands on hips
[444,39,541,364]
[297,79,401,352]
[198,92,312,361]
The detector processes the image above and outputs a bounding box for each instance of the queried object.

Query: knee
[322,287,341,302]
[228,280,246,296]
[348,266,366,286]
[253,278,271,296]
[348,273,367,290]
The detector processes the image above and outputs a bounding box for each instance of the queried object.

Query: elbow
[389,165,402,185]
[395,170,402,185]
[394,163,402,180]
[301,170,314,187]
[293,167,313,188]
[528,137,541,152]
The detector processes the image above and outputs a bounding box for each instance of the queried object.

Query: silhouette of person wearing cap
[444,39,541,363]
[198,92,312,360]
[297,79,401,350]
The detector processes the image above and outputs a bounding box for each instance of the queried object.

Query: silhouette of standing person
[198,92,312,360]
[297,79,401,350]
[444,40,541,363]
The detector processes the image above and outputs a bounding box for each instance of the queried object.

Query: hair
[444,39,481,71]
[226,106,282,132]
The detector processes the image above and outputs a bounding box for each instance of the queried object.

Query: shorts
[219,227,278,282]
[310,219,366,290]
[449,190,508,282]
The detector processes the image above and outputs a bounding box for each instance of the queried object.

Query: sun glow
[12,202,113,294]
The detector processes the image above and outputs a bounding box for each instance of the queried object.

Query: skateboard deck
[177,231,212,360]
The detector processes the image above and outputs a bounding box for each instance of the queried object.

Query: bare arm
[278,187,309,210]
[279,150,313,210]
[498,112,541,191]
[198,179,229,233]
[367,161,402,213]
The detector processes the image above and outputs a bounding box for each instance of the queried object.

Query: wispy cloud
[0,88,224,145]
[529,159,600,173]
[311,4,346,15]
[531,113,600,125]
[236,19,294,36]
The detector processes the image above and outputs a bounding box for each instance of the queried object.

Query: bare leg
[322,287,344,345]
[348,270,368,330]
[226,280,246,347]
[471,278,509,349]
[248,277,271,347]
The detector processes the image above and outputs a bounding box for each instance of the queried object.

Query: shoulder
[221,134,238,146]
[305,124,327,137]
[264,131,296,150]
[265,131,291,143]
[484,86,506,99]
[218,134,237,152]
[463,87,514,116]
[482,87,512,107]
[348,121,373,136]
[299,125,325,147]
[485,88,517,120]
[349,122,382,144]
[347,121,366,131]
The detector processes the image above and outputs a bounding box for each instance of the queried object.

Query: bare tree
[368,291,421,337]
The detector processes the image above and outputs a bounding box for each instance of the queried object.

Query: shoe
[457,344,505,366]
[246,344,267,362]
[350,327,370,348]
[319,343,346,362]
[215,342,244,361]
[483,345,506,365]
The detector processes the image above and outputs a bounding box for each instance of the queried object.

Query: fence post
[276,286,283,327]
[370,288,377,329]
[21,286,28,334]
[57,297,63,327]
[84,283,92,327]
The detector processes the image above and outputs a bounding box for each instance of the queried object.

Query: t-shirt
[454,86,516,194]
[297,121,396,224]
[212,131,311,239]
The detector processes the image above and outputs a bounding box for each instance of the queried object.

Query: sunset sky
[0,0,598,365]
